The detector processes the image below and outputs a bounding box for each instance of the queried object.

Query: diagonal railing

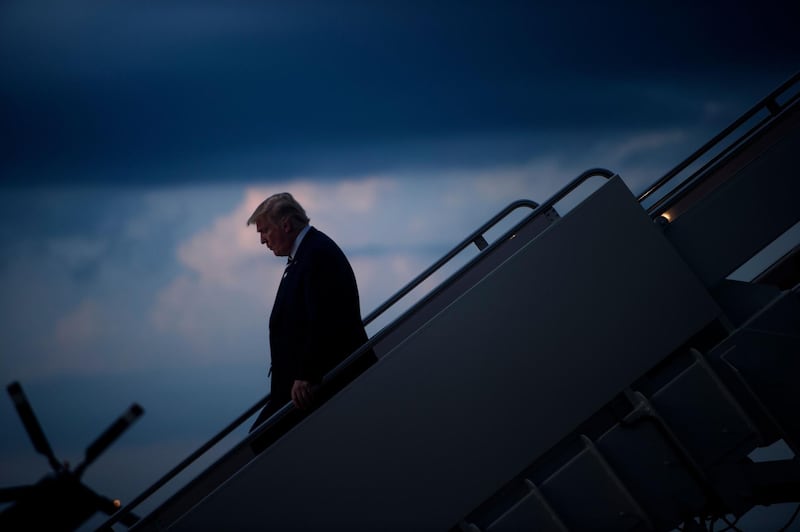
[362,198,537,327]
[638,71,800,217]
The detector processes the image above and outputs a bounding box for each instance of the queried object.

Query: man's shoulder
[304,227,340,251]
[297,227,346,261]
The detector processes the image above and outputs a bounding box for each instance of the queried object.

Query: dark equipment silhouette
[0,381,143,531]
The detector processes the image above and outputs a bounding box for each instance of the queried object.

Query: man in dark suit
[247,192,375,433]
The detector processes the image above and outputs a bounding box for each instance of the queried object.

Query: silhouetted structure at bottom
[1,382,143,531]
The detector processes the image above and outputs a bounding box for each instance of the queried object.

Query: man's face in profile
[256,216,293,257]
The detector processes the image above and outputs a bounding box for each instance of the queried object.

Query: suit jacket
[268,226,372,406]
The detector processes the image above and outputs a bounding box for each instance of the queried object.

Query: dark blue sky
[2,1,798,185]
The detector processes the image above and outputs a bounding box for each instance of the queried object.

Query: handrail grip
[328,170,615,391]
[365,168,616,326]
[525,167,615,216]
[98,167,615,531]
[362,198,539,326]
[637,71,800,207]
[323,170,616,389]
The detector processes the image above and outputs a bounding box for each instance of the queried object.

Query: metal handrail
[95,397,268,531]
[637,71,800,214]
[320,169,616,404]
[525,167,615,216]
[367,168,616,328]
[362,198,539,326]
[330,170,615,391]
[98,167,615,531]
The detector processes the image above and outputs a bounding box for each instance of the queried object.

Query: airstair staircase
[102,72,800,531]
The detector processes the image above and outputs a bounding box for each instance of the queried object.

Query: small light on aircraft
[113,499,121,509]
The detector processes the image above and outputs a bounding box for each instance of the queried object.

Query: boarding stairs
[101,72,800,531]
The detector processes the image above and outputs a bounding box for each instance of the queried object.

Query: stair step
[540,435,653,531]
[649,349,760,468]
[720,330,800,456]
[485,480,568,532]
[595,404,707,530]
[703,288,800,446]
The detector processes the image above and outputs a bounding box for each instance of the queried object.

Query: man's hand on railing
[291,380,315,410]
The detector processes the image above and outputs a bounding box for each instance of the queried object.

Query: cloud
[147,181,377,354]
[46,237,107,271]
[53,299,102,352]
[0,186,241,378]
[173,187,279,287]
[604,130,687,166]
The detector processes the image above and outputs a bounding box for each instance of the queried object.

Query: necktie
[283,256,293,279]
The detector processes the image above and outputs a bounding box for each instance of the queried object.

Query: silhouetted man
[247,192,375,433]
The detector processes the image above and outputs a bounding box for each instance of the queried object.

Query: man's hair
[247,192,310,229]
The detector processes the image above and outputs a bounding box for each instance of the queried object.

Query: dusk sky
[1,1,799,529]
